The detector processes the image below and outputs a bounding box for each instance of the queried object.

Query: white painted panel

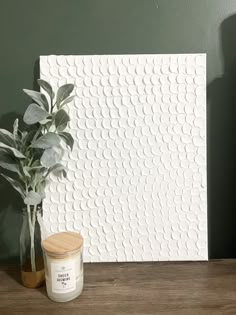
[40,54,207,262]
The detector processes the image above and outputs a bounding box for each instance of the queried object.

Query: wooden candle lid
[42,232,83,257]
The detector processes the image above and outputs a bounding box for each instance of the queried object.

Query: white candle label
[51,261,76,294]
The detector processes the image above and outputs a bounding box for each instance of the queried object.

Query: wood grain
[42,232,83,256]
[1,260,236,314]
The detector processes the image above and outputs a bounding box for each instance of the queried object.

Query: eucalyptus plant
[0,79,75,272]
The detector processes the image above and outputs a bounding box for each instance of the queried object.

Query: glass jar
[42,232,83,302]
[20,207,45,288]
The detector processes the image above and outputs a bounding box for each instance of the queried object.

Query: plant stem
[51,101,57,113]
[27,205,36,272]
[32,126,42,143]
[26,184,36,273]
[32,205,37,271]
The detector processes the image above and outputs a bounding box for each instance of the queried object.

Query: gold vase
[21,256,45,288]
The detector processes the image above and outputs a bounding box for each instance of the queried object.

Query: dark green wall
[0,0,236,261]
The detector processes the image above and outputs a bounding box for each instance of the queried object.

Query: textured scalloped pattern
[40,54,207,262]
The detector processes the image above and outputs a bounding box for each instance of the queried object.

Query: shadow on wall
[208,14,236,258]
[0,112,24,263]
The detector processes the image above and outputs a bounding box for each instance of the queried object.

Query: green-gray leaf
[37,180,46,199]
[57,123,67,132]
[31,170,43,190]
[24,191,42,206]
[0,150,20,174]
[56,84,74,107]
[37,79,55,100]
[59,132,74,150]
[23,103,49,125]
[0,129,15,147]
[39,118,52,125]
[61,95,75,107]
[0,142,26,158]
[31,132,61,149]
[22,130,36,146]
[13,119,19,140]
[40,146,64,168]
[49,163,67,178]
[21,131,28,140]
[55,109,70,131]
[1,174,25,198]
[22,166,31,178]
[31,159,42,168]
[23,89,49,111]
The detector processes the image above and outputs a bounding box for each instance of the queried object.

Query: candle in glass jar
[42,232,83,302]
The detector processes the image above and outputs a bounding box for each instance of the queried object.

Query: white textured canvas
[40,54,207,262]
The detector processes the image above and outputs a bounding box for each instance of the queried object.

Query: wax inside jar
[44,249,83,302]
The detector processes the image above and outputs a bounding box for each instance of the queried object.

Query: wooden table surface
[1,260,236,314]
